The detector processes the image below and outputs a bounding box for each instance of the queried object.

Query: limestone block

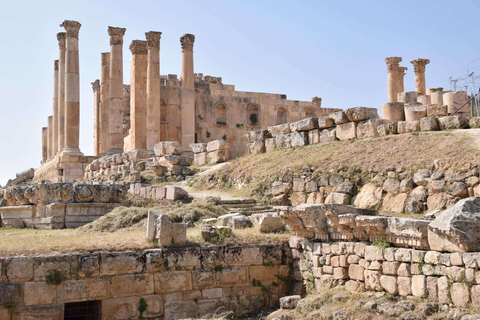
[345,280,366,292]
[165,186,188,200]
[397,276,412,296]
[247,141,265,154]
[472,285,480,308]
[353,183,383,209]
[217,213,242,226]
[268,123,291,137]
[383,261,399,275]
[380,275,398,294]
[377,121,398,136]
[381,193,408,213]
[383,248,397,261]
[189,143,207,153]
[382,102,405,121]
[364,270,382,291]
[317,116,335,129]
[110,274,154,298]
[289,132,308,148]
[194,152,207,165]
[148,211,187,247]
[216,266,247,286]
[7,258,33,281]
[470,117,480,128]
[325,192,350,205]
[451,283,470,307]
[319,128,336,143]
[397,121,407,134]
[24,281,59,305]
[438,115,468,130]
[357,119,380,139]
[154,141,183,156]
[280,295,301,309]
[227,215,253,229]
[207,149,229,164]
[444,91,468,114]
[406,120,420,132]
[34,260,71,281]
[164,300,198,320]
[431,90,444,105]
[417,94,431,105]
[100,252,142,276]
[426,276,438,301]
[328,111,349,125]
[290,117,318,132]
[259,216,285,233]
[365,246,384,261]
[155,271,192,293]
[420,117,439,131]
[426,104,448,117]
[405,102,427,121]
[265,138,276,152]
[344,107,379,122]
[206,139,229,152]
[243,130,270,143]
[336,122,357,140]
[398,91,418,104]
[333,267,348,279]
[412,275,426,297]
[437,276,451,304]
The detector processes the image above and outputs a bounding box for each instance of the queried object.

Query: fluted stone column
[52,60,59,156]
[57,32,66,154]
[92,80,101,156]
[42,127,48,164]
[146,31,162,149]
[100,52,110,156]
[60,20,83,156]
[129,40,148,150]
[180,34,196,148]
[107,27,126,154]
[410,58,430,95]
[396,66,407,98]
[385,57,402,102]
[47,116,53,160]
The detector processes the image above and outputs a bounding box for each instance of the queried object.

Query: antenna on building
[469,72,480,116]
[449,77,453,91]
[453,79,458,91]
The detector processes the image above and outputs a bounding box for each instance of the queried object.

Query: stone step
[228,206,273,212]
[221,203,258,209]
[219,199,257,205]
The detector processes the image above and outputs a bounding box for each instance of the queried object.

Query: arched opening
[305,107,316,118]
[215,103,227,125]
[276,107,288,125]
[247,104,260,126]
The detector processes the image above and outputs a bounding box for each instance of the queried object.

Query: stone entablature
[0,244,292,319]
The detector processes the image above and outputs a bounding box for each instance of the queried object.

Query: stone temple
[37,20,339,183]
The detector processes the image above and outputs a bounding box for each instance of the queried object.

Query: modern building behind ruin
[36,20,339,183]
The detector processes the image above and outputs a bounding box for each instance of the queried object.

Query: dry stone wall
[0,244,292,320]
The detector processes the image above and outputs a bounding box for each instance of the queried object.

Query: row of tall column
[42,20,83,164]
[385,57,430,102]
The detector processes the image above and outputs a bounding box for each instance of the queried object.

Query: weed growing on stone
[137,298,148,319]
[372,239,391,252]
[45,269,66,285]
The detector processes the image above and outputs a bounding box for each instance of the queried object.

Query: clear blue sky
[0,0,479,185]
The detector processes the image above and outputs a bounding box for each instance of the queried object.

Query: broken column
[180,34,196,149]
[57,32,66,155]
[128,40,148,150]
[385,57,402,102]
[430,88,444,105]
[60,20,83,156]
[100,52,110,156]
[444,91,469,114]
[410,58,430,95]
[107,26,126,154]
[382,102,405,121]
[146,31,162,149]
[52,60,59,156]
[92,80,101,156]
[42,127,47,163]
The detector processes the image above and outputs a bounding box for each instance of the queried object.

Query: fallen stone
[165,186,188,201]
[438,115,468,130]
[206,139,229,152]
[290,117,318,132]
[420,117,439,131]
[259,215,285,233]
[344,107,379,122]
[217,213,242,226]
[405,103,427,121]
[227,215,253,229]
[279,295,301,309]
[268,123,291,137]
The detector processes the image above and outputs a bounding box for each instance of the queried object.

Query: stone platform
[34,154,96,183]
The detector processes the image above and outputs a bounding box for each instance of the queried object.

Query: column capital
[385,57,402,72]
[410,58,430,73]
[57,32,66,48]
[145,31,162,48]
[397,66,407,76]
[180,34,195,51]
[92,79,100,92]
[129,40,148,55]
[60,20,81,38]
[108,26,126,46]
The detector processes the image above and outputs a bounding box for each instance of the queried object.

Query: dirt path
[456,128,480,150]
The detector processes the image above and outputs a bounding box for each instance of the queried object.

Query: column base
[60,147,84,157]
[107,147,123,155]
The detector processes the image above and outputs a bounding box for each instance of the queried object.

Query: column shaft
[129,40,148,150]
[47,116,53,160]
[52,60,59,156]
[60,20,83,156]
[57,33,66,154]
[180,34,196,149]
[100,52,110,156]
[107,27,126,154]
[146,31,162,149]
[42,127,48,164]
[396,66,407,97]
[385,57,402,103]
[410,58,430,95]
[92,80,101,156]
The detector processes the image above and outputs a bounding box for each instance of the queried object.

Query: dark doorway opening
[64,300,102,320]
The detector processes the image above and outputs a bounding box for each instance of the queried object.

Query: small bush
[45,269,65,285]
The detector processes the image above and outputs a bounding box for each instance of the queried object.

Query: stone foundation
[34,155,95,183]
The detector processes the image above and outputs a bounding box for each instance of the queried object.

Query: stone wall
[34,155,96,183]
[0,244,292,320]
[290,237,480,309]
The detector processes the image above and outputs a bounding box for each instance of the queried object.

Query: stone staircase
[219,199,275,216]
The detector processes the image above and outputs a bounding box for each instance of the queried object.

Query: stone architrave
[107,26,126,154]
[180,34,196,149]
[396,66,407,97]
[60,20,83,156]
[92,80,101,156]
[100,52,110,156]
[385,57,402,102]
[47,116,53,160]
[52,60,59,156]
[57,32,66,154]
[128,40,148,150]
[42,127,47,163]
[410,59,430,95]
[145,31,162,149]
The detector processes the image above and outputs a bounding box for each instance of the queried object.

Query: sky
[0,0,479,185]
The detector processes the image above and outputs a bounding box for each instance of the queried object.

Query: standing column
[145,31,162,149]
[107,26,126,154]
[100,52,110,156]
[396,66,407,99]
[180,34,196,148]
[92,80,101,156]
[47,116,53,160]
[385,57,401,102]
[60,20,83,156]
[42,127,48,164]
[52,60,59,156]
[128,40,148,150]
[57,32,66,154]
[410,58,430,95]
